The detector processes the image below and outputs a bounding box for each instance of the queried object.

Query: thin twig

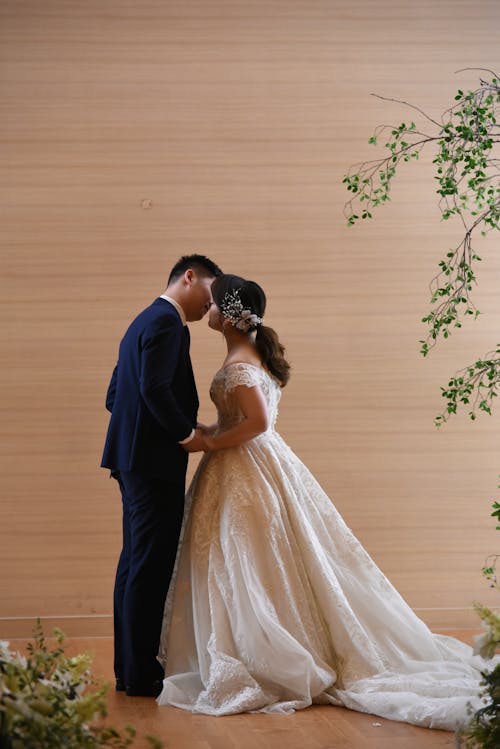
[455,66,500,81]
[370,93,441,128]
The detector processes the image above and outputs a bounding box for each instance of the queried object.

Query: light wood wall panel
[1,0,500,636]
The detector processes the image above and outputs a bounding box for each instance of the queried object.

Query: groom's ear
[184,269,195,286]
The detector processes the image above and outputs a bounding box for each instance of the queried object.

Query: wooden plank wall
[1,0,500,636]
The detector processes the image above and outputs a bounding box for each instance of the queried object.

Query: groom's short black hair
[167,254,222,285]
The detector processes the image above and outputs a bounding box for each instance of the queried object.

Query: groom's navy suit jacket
[101,298,199,480]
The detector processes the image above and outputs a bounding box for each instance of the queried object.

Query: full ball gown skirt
[157,363,494,729]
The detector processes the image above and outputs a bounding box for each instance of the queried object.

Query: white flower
[0,640,12,660]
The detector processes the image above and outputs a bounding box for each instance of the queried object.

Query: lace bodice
[209,362,281,432]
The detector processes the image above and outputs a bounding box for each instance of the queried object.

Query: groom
[101,254,222,697]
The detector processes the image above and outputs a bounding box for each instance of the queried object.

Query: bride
[157,273,495,729]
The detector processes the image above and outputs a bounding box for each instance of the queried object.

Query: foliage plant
[343,68,500,745]
[0,621,162,749]
[343,67,500,426]
[456,662,500,748]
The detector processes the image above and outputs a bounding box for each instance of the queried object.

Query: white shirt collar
[159,294,187,326]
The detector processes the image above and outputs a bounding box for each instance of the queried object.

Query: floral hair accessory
[220,288,263,332]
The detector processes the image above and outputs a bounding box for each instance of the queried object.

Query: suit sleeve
[139,318,194,442]
[105,365,118,413]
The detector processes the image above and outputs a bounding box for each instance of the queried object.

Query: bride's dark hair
[211,274,291,387]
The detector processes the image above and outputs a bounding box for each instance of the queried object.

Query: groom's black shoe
[115,678,125,692]
[125,680,162,697]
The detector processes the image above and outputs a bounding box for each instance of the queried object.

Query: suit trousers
[113,470,185,688]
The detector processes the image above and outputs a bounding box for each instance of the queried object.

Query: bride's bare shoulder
[222,358,263,370]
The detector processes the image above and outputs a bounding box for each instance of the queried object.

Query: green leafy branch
[434,345,500,426]
[344,69,500,431]
[344,68,500,358]
[343,118,433,223]
[482,557,500,591]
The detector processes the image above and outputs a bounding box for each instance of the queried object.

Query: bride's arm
[204,385,269,450]
[197,421,218,435]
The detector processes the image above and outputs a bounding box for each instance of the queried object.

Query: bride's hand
[183,429,206,453]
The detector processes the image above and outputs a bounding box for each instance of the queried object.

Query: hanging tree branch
[435,344,500,426]
[344,71,500,424]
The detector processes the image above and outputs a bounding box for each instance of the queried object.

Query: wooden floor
[8,630,479,749]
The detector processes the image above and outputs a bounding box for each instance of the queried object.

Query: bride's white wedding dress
[157,362,494,729]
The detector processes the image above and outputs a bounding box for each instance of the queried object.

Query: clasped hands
[183,423,217,453]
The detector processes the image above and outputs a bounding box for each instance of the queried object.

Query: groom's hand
[183,428,206,453]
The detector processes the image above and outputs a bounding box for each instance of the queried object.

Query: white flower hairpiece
[220,288,263,332]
